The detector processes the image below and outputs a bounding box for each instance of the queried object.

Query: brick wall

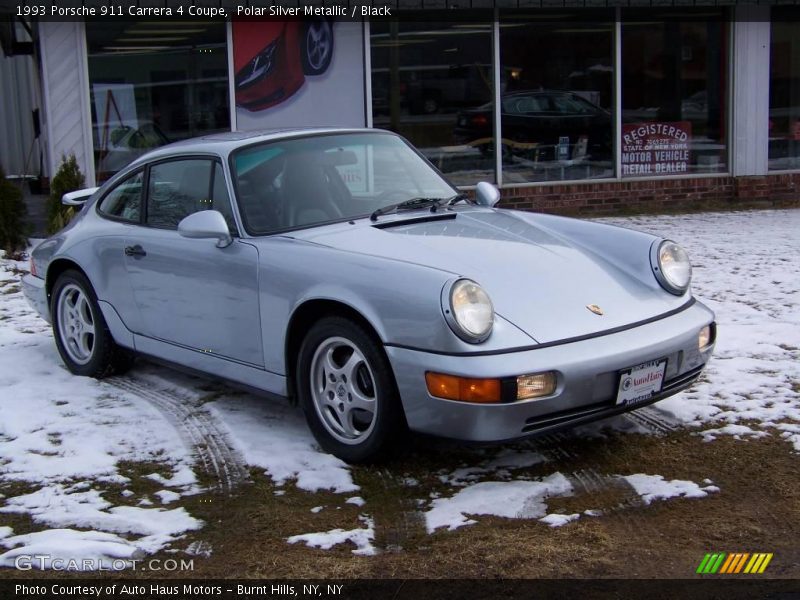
[497,173,800,216]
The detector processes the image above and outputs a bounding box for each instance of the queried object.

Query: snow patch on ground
[345,496,365,507]
[0,485,202,554]
[699,424,770,443]
[539,513,581,527]
[620,474,720,505]
[184,540,213,558]
[287,515,376,556]
[437,449,548,487]
[154,490,181,504]
[207,399,358,494]
[775,423,800,452]
[0,529,142,570]
[425,473,573,533]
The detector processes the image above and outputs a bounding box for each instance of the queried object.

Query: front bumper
[21,273,50,323]
[387,300,715,442]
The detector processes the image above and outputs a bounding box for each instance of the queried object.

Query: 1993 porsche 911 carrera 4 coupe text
[22,128,715,462]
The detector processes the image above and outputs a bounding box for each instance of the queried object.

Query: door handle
[124,245,146,258]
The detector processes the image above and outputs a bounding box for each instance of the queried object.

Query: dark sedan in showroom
[454,90,612,162]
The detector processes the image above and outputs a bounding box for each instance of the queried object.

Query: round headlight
[446,279,494,342]
[653,240,692,294]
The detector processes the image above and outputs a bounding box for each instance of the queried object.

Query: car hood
[291,209,688,344]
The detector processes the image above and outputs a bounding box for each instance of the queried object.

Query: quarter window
[97,170,143,222]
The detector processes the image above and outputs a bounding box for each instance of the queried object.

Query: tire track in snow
[624,406,680,435]
[104,375,249,495]
[533,433,659,536]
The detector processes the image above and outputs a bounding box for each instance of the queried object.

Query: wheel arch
[284,299,386,404]
[45,258,91,308]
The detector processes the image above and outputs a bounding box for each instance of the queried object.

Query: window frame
[95,153,240,236]
[95,167,146,225]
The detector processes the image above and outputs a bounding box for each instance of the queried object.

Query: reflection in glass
[498,13,615,183]
[622,12,728,176]
[370,22,495,186]
[770,10,800,170]
[86,21,230,182]
[231,133,456,235]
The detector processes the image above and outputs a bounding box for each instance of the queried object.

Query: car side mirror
[178,210,233,248]
[475,181,500,207]
[62,187,99,206]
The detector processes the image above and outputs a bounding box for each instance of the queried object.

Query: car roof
[137,127,387,161]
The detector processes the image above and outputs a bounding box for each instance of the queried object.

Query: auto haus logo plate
[616,358,667,405]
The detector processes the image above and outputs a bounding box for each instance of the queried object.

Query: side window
[98,170,143,222]
[211,162,236,232]
[147,159,214,229]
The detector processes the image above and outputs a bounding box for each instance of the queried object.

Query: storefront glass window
[621,11,728,177]
[498,12,615,184]
[86,21,229,182]
[370,20,495,186]
[770,9,800,170]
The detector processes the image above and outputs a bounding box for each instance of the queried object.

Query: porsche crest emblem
[586,304,604,316]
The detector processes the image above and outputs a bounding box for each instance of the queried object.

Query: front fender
[254,238,535,375]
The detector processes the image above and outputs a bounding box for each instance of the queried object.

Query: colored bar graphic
[758,554,773,574]
[710,553,726,574]
[719,553,736,574]
[744,554,760,574]
[733,553,750,573]
[696,554,713,574]
[699,552,773,575]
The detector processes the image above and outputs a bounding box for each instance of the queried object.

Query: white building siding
[38,21,95,186]
[732,7,771,177]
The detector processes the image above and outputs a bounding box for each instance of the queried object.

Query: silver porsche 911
[22,128,715,462]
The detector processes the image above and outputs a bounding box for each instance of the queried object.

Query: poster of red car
[233,19,335,111]
[231,20,365,131]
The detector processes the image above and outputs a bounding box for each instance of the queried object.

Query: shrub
[47,154,85,234]
[0,165,28,254]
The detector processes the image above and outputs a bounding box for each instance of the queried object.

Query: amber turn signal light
[425,372,502,403]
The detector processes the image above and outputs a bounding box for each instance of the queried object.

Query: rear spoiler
[62,187,99,206]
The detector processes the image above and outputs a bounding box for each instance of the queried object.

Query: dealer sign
[621,121,692,176]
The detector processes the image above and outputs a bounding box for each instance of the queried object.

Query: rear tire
[51,270,133,378]
[296,316,407,463]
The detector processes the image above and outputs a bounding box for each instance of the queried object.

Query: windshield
[230,132,456,234]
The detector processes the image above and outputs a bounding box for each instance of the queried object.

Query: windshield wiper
[370,197,445,221]
[369,193,471,221]
[446,192,470,205]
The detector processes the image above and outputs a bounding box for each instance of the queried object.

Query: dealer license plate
[616,359,667,405]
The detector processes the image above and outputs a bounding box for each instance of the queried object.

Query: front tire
[51,270,133,378]
[296,316,406,463]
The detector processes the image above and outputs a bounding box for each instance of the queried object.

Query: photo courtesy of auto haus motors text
[0,0,799,598]
[13,583,345,597]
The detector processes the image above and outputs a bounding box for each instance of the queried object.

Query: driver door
[123,157,264,367]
